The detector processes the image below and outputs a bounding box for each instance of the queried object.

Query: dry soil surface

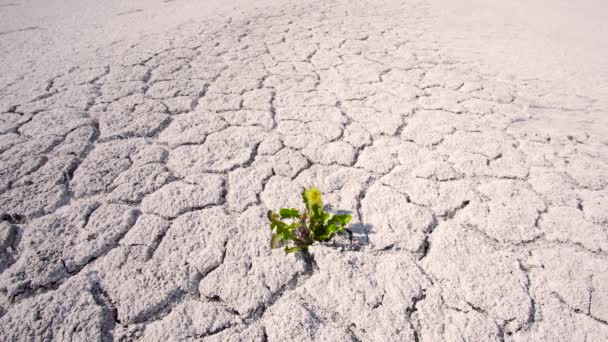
[1,0,607,341]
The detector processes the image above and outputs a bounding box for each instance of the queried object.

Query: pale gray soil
[1,0,607,341]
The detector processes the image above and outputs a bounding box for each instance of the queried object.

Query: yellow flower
[304,187,323,208]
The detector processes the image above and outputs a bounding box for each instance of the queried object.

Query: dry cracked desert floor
[1,0,607,341]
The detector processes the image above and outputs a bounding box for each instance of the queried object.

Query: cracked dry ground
[1,1,608,341]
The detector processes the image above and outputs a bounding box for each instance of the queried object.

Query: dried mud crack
[1,0,607,341]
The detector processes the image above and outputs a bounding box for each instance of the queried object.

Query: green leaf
[267,210,283,232]
[284,246,304,254]
[311,204,323,218]
[281,223,297,242]
[301,189,309,210]
[267,210,279,223]
[274,220,287,234]
[330,214,352,227]
[279,208,300,219]
[270,233,284,249]
[308,205,325,231]
[326,224,342,234]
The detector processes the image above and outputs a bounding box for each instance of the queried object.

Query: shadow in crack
[346,222,372,246]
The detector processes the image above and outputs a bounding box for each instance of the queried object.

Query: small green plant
[267,187,352,254]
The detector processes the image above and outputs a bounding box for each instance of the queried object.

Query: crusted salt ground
[0,0,607,340]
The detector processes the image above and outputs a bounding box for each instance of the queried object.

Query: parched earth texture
[1,0,608,341]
